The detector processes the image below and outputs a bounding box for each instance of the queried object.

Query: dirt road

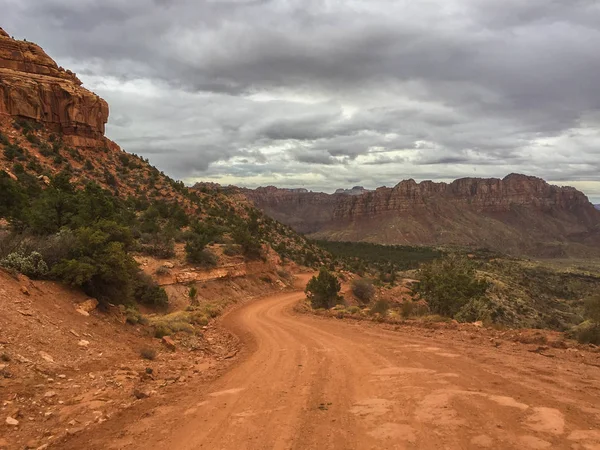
[63,280,600,450]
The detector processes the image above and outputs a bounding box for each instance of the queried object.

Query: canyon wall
[0,27,108,148]
[243,174,600,256]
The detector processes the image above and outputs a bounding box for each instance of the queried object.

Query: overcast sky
[3,0,600,201]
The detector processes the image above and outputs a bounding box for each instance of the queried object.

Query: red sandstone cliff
[0,27,108,148]
[242,175,600,256]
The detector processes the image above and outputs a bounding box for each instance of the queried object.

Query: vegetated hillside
[0,27,326,309]
[315,241,600,341]
[242,175,600,257]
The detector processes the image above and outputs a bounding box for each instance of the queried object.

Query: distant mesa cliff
[242,174,600,256]
[334,186,371,196]
[0,27,108,148]
[595,204,600,211]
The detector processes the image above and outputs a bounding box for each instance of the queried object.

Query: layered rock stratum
[0,27,108,148]
[242,174,600,256]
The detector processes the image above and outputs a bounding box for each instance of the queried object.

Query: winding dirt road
[64,278,600,450]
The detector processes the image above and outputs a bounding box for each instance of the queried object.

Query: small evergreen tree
[305,268,341,309]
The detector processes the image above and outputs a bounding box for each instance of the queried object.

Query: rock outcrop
[242,174,600,256]
[0,27,108,148]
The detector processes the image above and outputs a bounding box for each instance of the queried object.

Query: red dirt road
[63,280,600,450]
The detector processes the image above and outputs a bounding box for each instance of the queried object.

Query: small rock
[39,351,54,363]
[20,286,30,296]
[78,340,90,348]
[75,309,89,317]
[162,336,176,350]
[133,387,152,399]
[5,416,19,426]
[473,321,483,328]
[77,298,99,313]
[69,329,80,337]
[162,262,174,269]
[43,391,57,398]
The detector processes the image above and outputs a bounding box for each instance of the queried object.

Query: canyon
[242,174,600,256]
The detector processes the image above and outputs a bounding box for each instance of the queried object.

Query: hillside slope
[242,175,600,257]
[0,26,324,273]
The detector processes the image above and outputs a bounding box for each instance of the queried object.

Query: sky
[3,0,600,202]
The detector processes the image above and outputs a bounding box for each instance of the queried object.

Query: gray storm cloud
[2,0,600,201]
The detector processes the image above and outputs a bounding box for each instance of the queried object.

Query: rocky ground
[0,266,290,450]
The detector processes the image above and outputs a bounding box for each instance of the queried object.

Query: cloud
[3,0,600,201]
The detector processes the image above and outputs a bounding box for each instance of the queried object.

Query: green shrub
[125,307,147,325]
[3,143,26,161]
[149,311,195,337]
[400,300,414,318]
[351,278,375,304]
[232,226,263,260]
[305,268,341,309]
[585,295,600,323]
[223,244,241,256]
[415,255,488,318]
[0,251,49,278]
[369,299,389,316]
[569,321,600,345]
[189,286,198,305]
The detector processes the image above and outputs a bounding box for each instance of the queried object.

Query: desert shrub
[124,306,147,325]
[140,347,157,360]
[149,312,195,337]
[187,247,218,267]
[400,300,414,318]
[155,266,170,276]
[348,306,362,314]
[0,251,48,278]
[305,268,341,309]
[204,303,222,318]
[138,232,176,258]
[569,321,600,345]
[585,295,600,323]
[455,296,511,324]
[0,172,26,220]
[351,278,375,304]
[232,226,263,260]
[189,311,209,326]
[185,233,210,264]
[189,286,198,305]
[133,273,168,307]
[369,299,390,316]
[223,244,241,256]
[3,143,27,161]
[415,255,488,318]
[0,131,9,145]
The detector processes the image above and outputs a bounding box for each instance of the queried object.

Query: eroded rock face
[242,174,600,255]
[0,27,108,147]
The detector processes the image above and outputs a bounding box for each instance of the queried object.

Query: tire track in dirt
[62,279,600,450]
